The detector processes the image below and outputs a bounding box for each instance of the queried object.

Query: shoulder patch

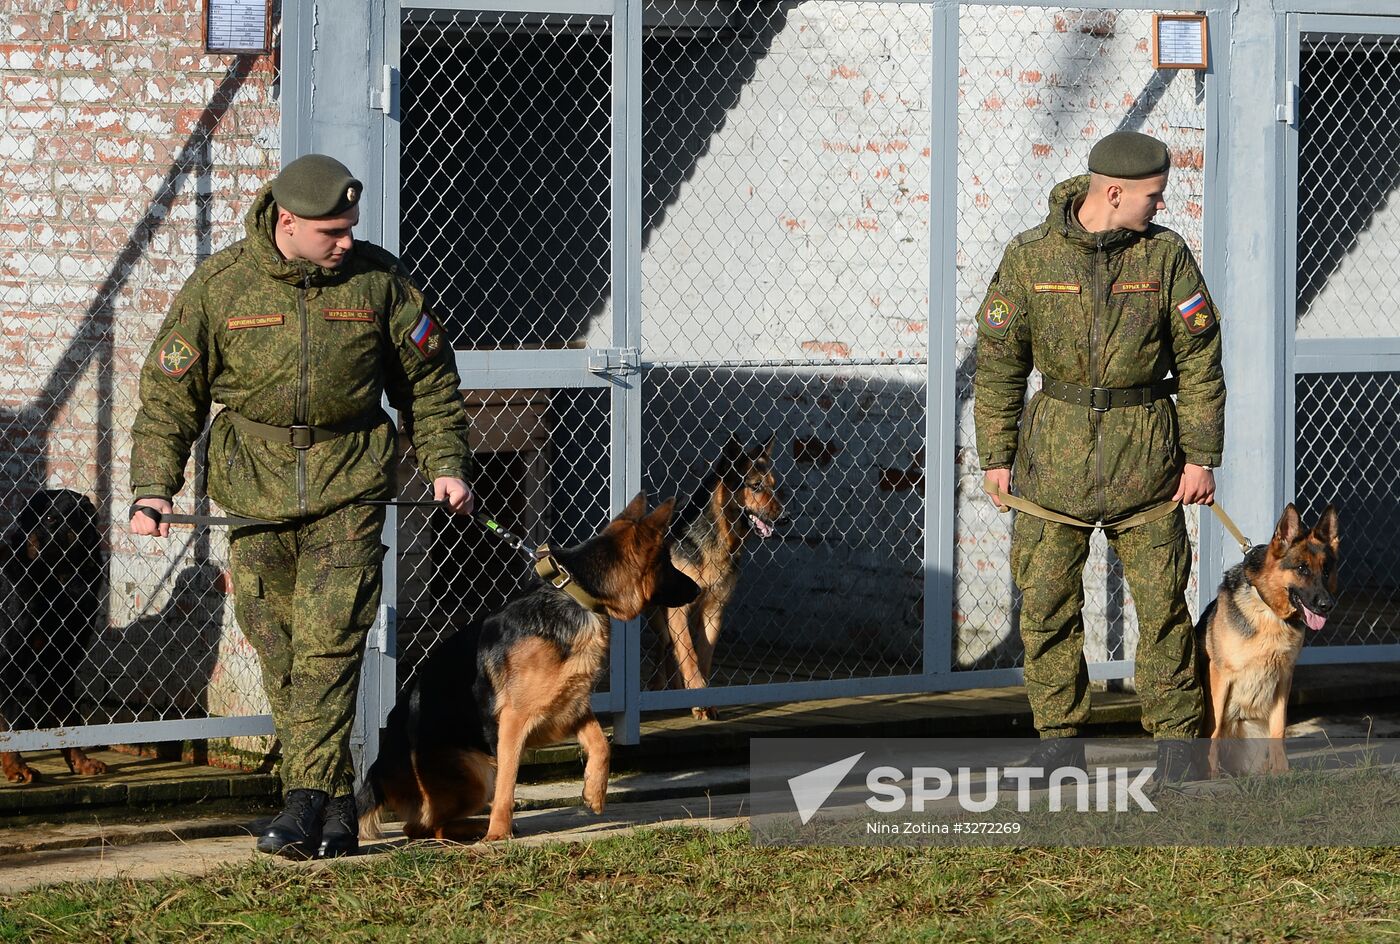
[980,292,1019,338]
[1176,291,1216,335]
[158,329,201,379]
[408,313,444,360]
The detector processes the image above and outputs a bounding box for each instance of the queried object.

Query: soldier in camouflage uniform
[973,132,1225,781]
[129,154,474,858]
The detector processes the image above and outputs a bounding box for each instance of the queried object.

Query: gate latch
[587,347,642,376]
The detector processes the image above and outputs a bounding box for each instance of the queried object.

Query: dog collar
[534,545,608,615]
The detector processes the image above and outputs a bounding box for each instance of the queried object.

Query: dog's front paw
[3,763,37,784]
[70,756,108,776]
[692,706,719,722]
[583,783,607,815]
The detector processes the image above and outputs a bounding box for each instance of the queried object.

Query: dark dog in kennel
[1,488,108,783]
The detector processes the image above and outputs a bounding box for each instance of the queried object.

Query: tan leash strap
[989,485,1177,531]
[990,485,1253,554]
[1208,503,1253,554]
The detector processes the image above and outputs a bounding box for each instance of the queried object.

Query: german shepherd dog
[357,493,698,842]
[654,435,782,720]
[1196,503,1339,777]
[1,489,109,783]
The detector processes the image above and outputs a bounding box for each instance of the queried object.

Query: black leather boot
[1000,738,1088,791]
[316,793,359,859]
[256,788,328,859]
[1152,739,1203,787]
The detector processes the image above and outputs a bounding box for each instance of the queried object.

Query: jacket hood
[1046,174,1142,253]
[242,184,347,285]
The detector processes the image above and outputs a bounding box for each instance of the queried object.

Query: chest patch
[323,308,377,324]
[1111,280,1160,294]
[1177,291,1216,334]
[980,292,1019,338]
[158,329,201,379]
[227,314,285,330]
[1033,282,1080,294]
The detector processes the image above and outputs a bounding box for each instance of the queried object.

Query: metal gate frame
[1283,11,1400,666]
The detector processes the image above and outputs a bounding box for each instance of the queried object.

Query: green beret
[1087,131,1171,179]
[270,154,363,218]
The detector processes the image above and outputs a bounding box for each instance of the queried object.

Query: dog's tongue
[750,514,774,539]
[1300,604,1327,632]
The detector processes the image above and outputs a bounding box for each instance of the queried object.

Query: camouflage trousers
[228,503,386,796]
[1011,506,1202,739]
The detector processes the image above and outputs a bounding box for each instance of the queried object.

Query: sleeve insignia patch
[227,314,285,330]
[1032,282,1080,294]
[1111,280,1161,294]
[409,313,444,359]
[980,292,1019,337]
[158,329,201,379]
[1176,290,1216,334]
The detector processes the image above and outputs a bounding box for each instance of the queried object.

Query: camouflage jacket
[130,185,473,521]
[973,175,1225,522]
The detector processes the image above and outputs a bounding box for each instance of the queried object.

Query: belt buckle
[1089,387,1111,412]
[289,425,313,449]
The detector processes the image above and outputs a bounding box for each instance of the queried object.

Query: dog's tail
[356,766,386,840]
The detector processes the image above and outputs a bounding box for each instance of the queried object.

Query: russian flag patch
[409,313,443,358]
[1176,291,1215,335]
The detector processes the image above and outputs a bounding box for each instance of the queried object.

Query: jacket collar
[1046,175,1144,254]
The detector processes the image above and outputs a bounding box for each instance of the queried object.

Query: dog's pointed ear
[760,430,776,458]
[644,497,677,530]
[723,434,743,463]
[1312,504,1340,552]
[1269,503,1303,554]
[622,491,649,520]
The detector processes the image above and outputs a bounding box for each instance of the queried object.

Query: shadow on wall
[80,562,227,722]
[0,58,258,733]
[399,5,793,350]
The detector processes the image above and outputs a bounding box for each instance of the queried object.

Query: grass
[1,828,1396,943]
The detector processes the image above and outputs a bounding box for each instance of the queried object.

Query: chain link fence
[1293,29,1400,651]
[1,4,281,760]
[397,9,616,687]
[638,1,930,694]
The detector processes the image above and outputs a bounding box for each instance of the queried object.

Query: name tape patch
[1111,280,1161,294]
[227,314,285,330]
[1032,282,1081,294]
[323,308,377,323]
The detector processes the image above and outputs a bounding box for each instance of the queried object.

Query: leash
[362,500,607,614]
[989,485,1252,554]
[130,505,274,529]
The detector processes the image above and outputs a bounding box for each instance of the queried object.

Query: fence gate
[1287,13,1400,665]
[385,2,634,738]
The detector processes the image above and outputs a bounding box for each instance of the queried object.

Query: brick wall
[1,1,279,736]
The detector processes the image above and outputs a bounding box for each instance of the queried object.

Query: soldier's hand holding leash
[433,476,474,515]
[983,468,1012,512]
[1172,463,1215,506]
[129,497,173,537]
